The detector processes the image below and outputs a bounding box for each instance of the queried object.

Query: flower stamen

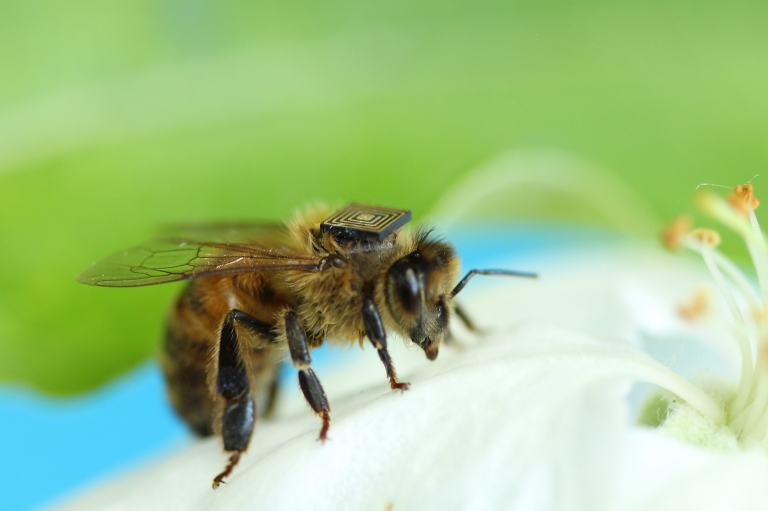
[662,216,692,251]
[669,183,768,445]
[678,287,712,322]
[728,184,760,216]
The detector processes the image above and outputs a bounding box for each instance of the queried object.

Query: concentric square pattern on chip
[320,204,412,241]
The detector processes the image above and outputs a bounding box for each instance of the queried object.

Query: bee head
[385,234,459,361]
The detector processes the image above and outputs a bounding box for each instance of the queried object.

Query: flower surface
[50,238,768,511]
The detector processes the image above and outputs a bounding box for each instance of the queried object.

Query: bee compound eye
[389,261,422,315]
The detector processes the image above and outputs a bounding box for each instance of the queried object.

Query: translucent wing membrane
[159,222,294,246]
[77,237,321,287]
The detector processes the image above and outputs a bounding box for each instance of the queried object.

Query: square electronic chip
[320,204,412,241]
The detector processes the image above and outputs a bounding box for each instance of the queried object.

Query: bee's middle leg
[362,297,410,392]
[284,311,332,442]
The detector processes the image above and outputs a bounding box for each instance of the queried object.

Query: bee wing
[159,221,294,245]
[77,237,321,288]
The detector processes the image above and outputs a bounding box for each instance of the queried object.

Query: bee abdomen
[161,320,216,437]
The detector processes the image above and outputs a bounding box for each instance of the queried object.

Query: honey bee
[77,204,536,488]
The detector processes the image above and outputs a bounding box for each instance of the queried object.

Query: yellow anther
[727,184,760,216]
[678,287,712,322]
[661,216,692,251]
[689,228,721,247]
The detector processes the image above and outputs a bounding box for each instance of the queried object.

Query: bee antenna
[451,269,538,297]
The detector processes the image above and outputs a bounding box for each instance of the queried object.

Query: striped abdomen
[160,276,285,437]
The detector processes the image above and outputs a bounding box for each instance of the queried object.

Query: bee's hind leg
[212,309,266,489]
[362,297,410,392]
[284,311,332,442]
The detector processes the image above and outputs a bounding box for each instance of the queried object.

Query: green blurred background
[1,0,766,396]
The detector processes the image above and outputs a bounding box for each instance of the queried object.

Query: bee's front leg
[212,309,264,489]
[362,296,410,392]
[284,311,332,442]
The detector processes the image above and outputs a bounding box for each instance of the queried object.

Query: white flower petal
[50,240,768,511]
[463,240,741,380]
[50,322,763,511]
[618,431,768,511]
